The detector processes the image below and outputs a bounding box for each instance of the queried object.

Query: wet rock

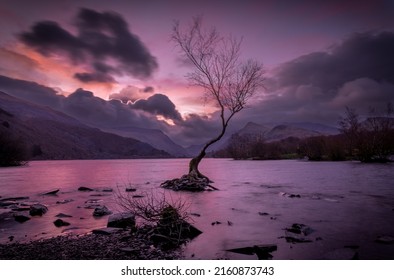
[78,186,94,192]
[132,195,144,198]
[56,199,73,205]
[55,213,73,218]
[0,201,18,207]
[93,205,112,217]
[226,244,277,260]
[92,227,123,235]
[285,223,314,236]
[211,221,221,226]
[258,212,269,216]
[102,188,113,192]
[125,187,137,192]
[0,196,29,202]
[41,189,59,195]
[190,213,201,217]
[14,214,30,223]
[29,204,48,216]
[280,192,301,198]
[107,212,136,228]
[283,236,313,243]
[54,219,70,227]
[375,235,394,244]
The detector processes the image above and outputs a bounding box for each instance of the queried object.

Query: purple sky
[0,0,394,146]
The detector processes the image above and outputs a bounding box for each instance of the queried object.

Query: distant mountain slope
[0,91,169,160]
[236,121,337,142]
[102,126,190,157]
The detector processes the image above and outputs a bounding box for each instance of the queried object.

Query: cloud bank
[241,31,394,125]
[19,8,158,83]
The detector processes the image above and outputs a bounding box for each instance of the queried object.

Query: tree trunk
[188,150,206,179]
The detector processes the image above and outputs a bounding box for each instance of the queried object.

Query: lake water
[1,158,394,259]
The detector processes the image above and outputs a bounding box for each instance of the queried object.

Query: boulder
[29,204,48,216]
[93,205,112,217]
[78,186,94,192]
[14,214,30,223]
[107,212,136,228]
[226,244,277,260]
[41,189,59,195]
[53,219,70,227]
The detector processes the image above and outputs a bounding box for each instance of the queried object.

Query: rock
[324,248,358,260]
[211,221,221,226]
[56,199,73,204]
[107,212,136,228]
[285,223,314,236]
[0,196,29,202]
[41,189,59,195]
[0,201,18,207]
[283,236,313,243]
[125,187,137,192]
[55,213,73,218]
[226,244,277,260]
[102,188,113,192]
[92,227,123,235]
[14,214,30,223]
[375,235,394,244]
[78,186,94,192]
[29,204,48,216]
[258,212,269,216]
[280,192,301,198]
[53,219,70,227]
[227,221,233,226]
[190,213,201,217]
[132,195,144,198]
[93,205,112,217]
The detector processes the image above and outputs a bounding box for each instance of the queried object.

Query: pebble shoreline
[0,230,182,260]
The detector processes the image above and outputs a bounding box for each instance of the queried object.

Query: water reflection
[1,159,394,259]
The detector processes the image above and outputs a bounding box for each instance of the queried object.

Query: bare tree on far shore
[171,17,265,182]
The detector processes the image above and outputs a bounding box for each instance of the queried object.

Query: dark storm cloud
[74,72,115,83]
[19,8,158,82]
[255,31,394,125]
[131,94,183,121]
[274,31,394,91]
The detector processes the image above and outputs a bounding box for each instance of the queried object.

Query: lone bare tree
[164,17,264,190]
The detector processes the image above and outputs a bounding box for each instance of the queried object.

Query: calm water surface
[1,159,393,259]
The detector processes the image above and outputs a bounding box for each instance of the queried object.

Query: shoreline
[0,229,182,260]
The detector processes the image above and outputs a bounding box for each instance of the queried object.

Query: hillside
[0,91,169,160]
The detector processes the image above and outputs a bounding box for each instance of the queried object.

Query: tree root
[160,174,218,192]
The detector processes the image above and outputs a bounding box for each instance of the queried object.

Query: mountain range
[0,91,169,160]
[0,90,340,160]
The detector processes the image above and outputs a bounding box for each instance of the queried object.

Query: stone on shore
[107,212,135,228]
[93,205,112,217]
[54,219,70,227]
[14,214,30,223]
[41,189,59,195]
[78,186,94,192]
[29,204,48,216]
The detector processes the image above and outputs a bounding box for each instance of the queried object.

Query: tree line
[214,104,394,163]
